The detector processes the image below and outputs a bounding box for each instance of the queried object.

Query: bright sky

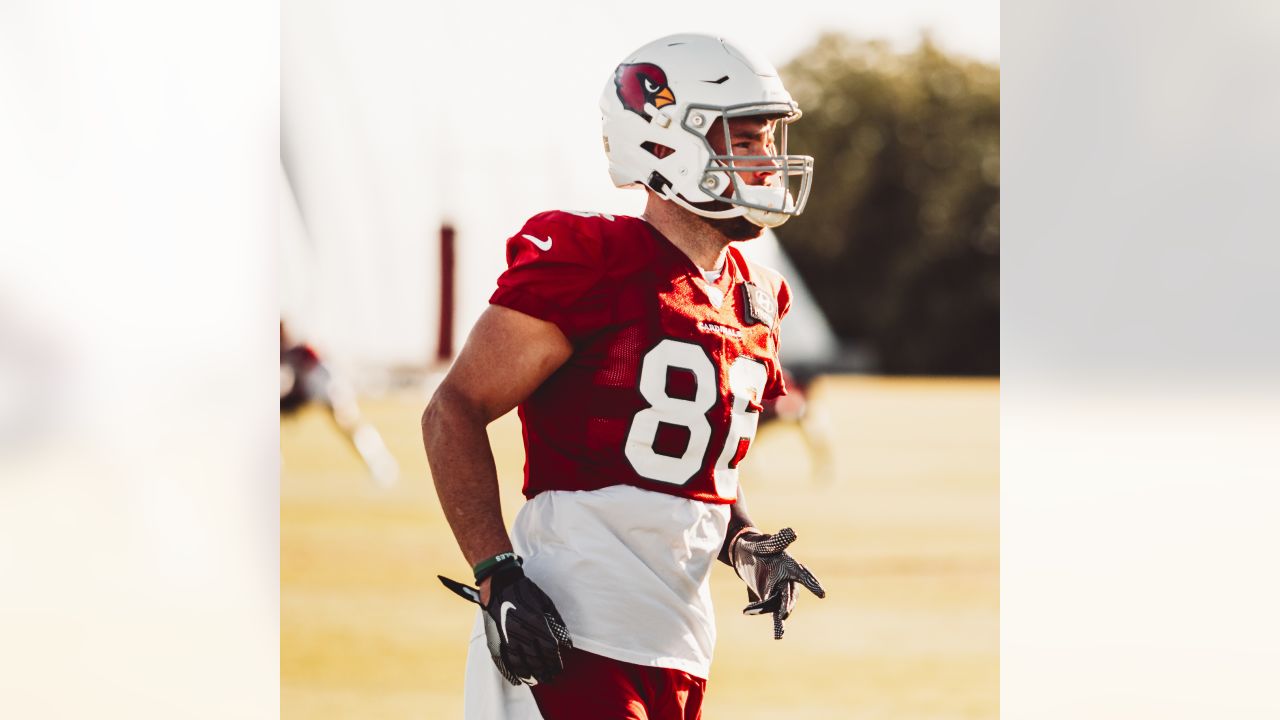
[282,0,999,368]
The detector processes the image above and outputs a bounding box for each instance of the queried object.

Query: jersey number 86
[623,338,766,498]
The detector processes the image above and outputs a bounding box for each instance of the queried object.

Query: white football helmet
[600,33,813,228]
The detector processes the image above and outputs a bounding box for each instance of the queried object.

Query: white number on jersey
[623,338,767,496]
[712,357,768,498]
[625,340,717,485]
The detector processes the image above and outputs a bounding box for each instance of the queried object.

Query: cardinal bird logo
[614,63,675,121]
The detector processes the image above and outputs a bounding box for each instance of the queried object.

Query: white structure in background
[279,164,315,339]
[735,231,839,368]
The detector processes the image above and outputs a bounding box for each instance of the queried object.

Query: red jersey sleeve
[489,211,613,342]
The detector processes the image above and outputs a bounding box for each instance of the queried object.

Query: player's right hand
[483,565,572,685]
[439,567,572,686]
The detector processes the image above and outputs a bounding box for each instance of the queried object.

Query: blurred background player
[281,321,398,487]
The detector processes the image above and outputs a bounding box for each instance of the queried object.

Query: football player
[423,34,825,719]
[281,321,398,487]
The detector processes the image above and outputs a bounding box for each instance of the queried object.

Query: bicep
[437,304,573,423]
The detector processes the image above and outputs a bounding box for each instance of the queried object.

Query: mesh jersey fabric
[489,211,792,505]
[461,210,795,718]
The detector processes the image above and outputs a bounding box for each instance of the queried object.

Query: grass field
[281,375,998,719]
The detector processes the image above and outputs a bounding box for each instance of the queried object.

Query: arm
[718,484,758,566]
[422,304,572,603]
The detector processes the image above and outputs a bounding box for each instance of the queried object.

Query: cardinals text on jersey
[489,210,791,504]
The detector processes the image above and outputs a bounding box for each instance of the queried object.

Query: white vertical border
[0,1,279,717]
[1004,1,1280,716]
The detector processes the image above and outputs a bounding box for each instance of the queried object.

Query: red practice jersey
[490,211,791,504]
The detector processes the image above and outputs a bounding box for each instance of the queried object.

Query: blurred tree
[777,34,999,375]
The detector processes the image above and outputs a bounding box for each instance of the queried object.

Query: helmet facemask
[677,103,813,228]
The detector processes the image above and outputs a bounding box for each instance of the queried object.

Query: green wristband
[472,552,521,584]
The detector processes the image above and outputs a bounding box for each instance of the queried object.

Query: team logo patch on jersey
[739,281,777,327]
[614,63,675,121]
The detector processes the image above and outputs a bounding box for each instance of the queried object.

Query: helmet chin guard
[600,34,813,228]
[739,187,797,228]
[663,184,798,228]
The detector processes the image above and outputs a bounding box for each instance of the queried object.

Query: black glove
[439,566,572,686]
[729,527,826,639]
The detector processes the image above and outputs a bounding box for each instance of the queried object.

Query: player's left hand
[730,527,826,639]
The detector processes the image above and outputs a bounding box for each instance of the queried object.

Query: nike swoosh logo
[499,601,517,641]
[521,233,553,251]
[498,601,537,684]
